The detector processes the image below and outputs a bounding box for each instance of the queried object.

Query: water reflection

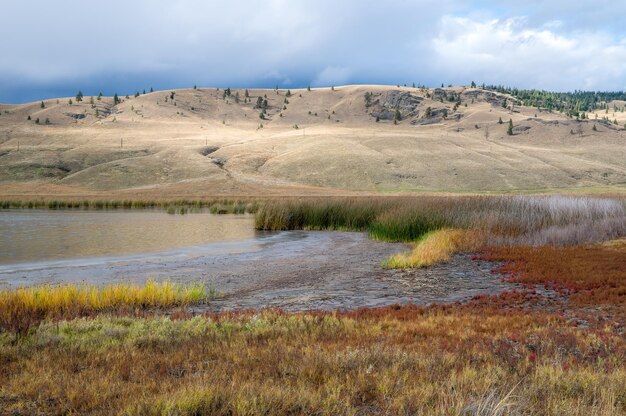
[0,210,257,265]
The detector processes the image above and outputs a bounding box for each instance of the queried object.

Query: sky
[2,0,626,103]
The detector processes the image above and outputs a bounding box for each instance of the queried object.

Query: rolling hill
[1,85,625,199]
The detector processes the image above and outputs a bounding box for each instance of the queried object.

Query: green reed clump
[255,199,389,231]
[369,207,449,241]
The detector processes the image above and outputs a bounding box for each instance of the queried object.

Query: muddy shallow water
[0,210,511,310]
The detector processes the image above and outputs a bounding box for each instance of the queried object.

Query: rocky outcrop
[367,91,422,120]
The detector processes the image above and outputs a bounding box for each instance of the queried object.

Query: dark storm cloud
[1,1,625,103]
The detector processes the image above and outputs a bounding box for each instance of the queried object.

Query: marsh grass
[0,198,259,214]
[256,196,626,244]
[0,280,211,336]
[256,196,626,268]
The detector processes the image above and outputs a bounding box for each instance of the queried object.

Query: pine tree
[307,86,311,91]
[76,91,83,102]
[507,119,513,135]
[98,92,103,101]
[394,108,401,122]
[114,94,120,105]
[69,98,73,105]
[245,89,249,98]
[150,87,154,93]
[498,117,503,124]
[471,81,476,88]
[286,89,291,97]
[40,101,45,108]
[27,115,31,120]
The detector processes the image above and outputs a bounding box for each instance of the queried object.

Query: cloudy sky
[2,1,626,103]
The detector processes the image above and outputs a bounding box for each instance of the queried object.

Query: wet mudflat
[0,210,510,310]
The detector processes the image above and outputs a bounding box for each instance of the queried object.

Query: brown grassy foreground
[0,242,624,415]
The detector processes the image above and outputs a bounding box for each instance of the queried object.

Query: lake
[0,209,256,267]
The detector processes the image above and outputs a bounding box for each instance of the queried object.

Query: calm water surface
[0,210,256,266]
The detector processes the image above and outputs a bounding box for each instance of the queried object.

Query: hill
[1,85,625,199]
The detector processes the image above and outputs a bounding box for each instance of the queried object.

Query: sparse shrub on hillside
[45,118,50,125]
[35,118,39,124]
[27,115,31,120]
[498,117,503,124]
[68,98,72,105]
[286,89,291,97]
[424,107,432,118]
[507,119,513,135]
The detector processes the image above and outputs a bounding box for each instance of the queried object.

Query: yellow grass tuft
[383,228,485,268]
[0,280,210,335]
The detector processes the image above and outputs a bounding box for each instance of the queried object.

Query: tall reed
[255,196,626,246]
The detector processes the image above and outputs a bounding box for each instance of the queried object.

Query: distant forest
[482,84,626,118]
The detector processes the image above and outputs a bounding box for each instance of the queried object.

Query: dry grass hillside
[1,85,625,199]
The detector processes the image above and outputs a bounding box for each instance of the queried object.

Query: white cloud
[431,16,626,91]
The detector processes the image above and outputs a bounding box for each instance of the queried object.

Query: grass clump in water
[383,228,484,268]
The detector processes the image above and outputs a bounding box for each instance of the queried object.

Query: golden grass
[383,228,485,268]
[0,280,210,335]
